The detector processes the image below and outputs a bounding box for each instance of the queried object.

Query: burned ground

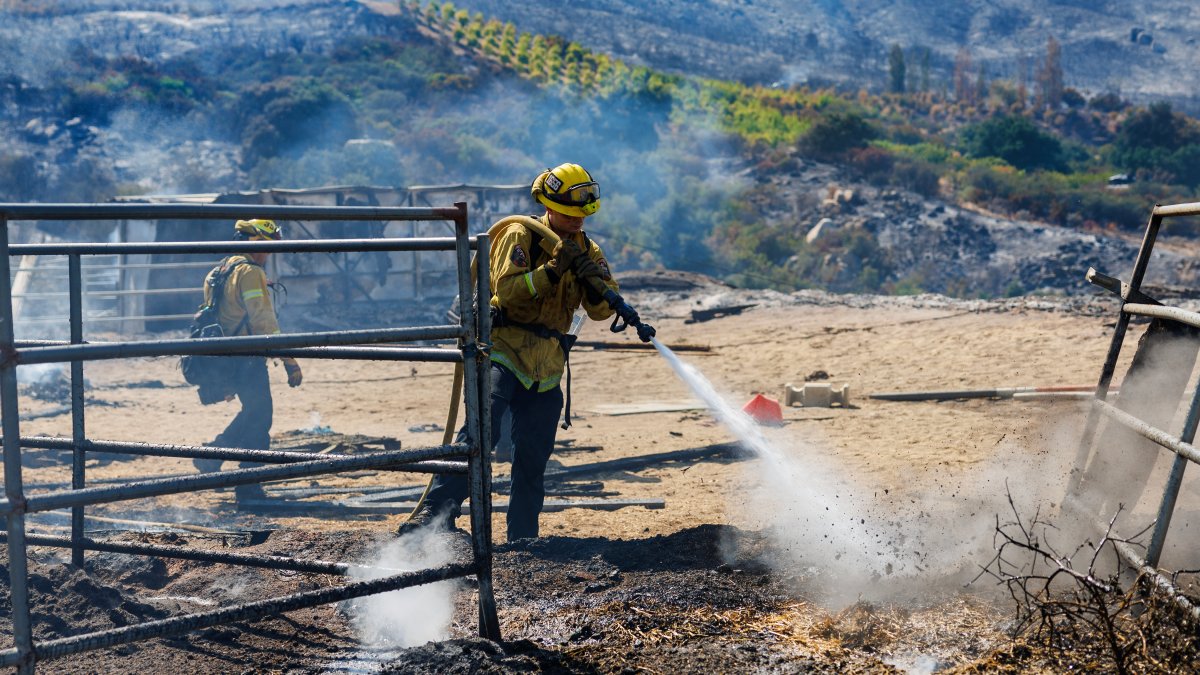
[3,287,1200,672]
[2,524,1013,673]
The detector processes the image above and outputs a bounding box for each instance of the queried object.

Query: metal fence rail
[9,252,463,331]
[0,202,499,672]
[21,435,468,473]
[0,562,478,667]
[4,533,386,577]
[1067,200,1200,616]
[10,256,445,331]
[2,203,478,333]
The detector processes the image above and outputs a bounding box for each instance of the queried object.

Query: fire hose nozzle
[602,288,656,343]
[636,321,657,343]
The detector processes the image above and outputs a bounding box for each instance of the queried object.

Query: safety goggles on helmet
[533,163,601,218]
[545,181,600,207]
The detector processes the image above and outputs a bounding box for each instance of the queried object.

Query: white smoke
[346,529,462,648]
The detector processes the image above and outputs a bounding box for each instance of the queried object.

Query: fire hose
[403,216,656,525]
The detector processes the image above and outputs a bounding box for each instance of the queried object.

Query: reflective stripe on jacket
[202,255,280,337]
[488,215,618,390]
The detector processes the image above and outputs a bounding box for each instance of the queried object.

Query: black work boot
[193,442,223,473]
[234,483,268,505]
[396,501,456,537]
[193,457,223,473]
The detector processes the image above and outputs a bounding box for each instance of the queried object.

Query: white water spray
[652,340,877,554]
[650,338,979,602]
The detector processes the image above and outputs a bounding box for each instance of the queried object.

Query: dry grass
[563,594,1013,672]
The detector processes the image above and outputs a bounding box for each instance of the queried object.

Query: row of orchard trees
[409,0,868,149]
[406,0,674,99]
[412,0,1100,155]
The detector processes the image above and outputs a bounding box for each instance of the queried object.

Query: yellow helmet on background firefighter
[234,219,282,241]
[531,163,600,218]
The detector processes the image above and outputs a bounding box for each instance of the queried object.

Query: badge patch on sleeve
[598,258,611,280]
[510,244,529,268]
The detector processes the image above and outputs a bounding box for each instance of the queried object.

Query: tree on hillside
[800,111,877,158]
[954,48,974,105]
[1011,55,1030,111]
[1088,91,1125,112]
[888,44,906,94]
[1036,36,1064,109]
[1111,101,1200,186]
[961,115,1065,171]
[1061,87,1085,108]
[917,47,931,93]
[514,33,531,65]
[975,63,989,105]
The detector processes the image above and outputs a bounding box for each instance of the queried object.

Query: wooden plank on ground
[351,442,741,504]
[588,400,706,416]
[576,340,710,352]
[237,497,665,515]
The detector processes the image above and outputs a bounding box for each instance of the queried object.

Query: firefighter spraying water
[400,163,655,542]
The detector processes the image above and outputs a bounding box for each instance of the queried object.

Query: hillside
[9,0,1200,108]
[445,0,1200,109]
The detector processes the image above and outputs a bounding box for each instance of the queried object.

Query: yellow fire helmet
[234,219,282,241]
[531,163,601,218]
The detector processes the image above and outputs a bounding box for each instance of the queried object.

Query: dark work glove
[581,279,604,305]
[282,358,303,387]
[570,254,604,281]
[545,239,585,284]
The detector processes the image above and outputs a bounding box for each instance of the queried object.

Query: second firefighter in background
[196,218,303,504]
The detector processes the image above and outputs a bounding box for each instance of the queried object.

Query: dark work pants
[424,363,563,541]
[212,357,273,465]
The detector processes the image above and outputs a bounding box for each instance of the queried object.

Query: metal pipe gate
[1066,200,1200,620]
[0,202,499,672]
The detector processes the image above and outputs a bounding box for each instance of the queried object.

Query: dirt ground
[4,281,1197,672]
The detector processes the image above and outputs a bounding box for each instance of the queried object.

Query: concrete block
[783,382,850,408]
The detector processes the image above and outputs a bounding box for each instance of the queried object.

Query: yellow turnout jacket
[489,215,618,391]
[203,255,280,337]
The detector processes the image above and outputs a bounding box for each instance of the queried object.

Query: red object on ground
[742,394,783,426]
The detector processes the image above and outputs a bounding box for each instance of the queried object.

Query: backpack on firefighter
[180,258,250,404]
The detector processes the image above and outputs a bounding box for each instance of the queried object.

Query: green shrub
[848,146,895,184]
[889,276,925,295]
[960,115,1065,171]
[1088,92,1125,112]
[960,163,1151,231]
[1111,102,1200,187]
[893,157,941,197]
[239,80,359,164]
[800,111,877,159]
